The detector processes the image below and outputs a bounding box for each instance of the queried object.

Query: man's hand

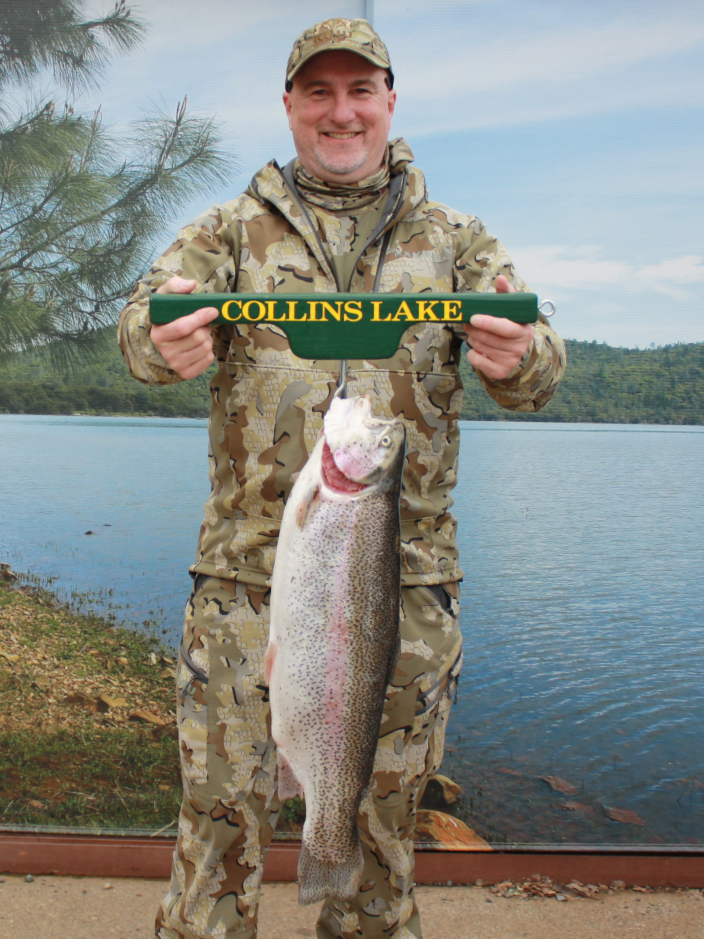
[463,275,533,380]
[151,277,219,379]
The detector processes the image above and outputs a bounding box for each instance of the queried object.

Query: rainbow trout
[266,392,405,906]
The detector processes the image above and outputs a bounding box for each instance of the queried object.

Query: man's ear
[283,90,293,127]
[387,88,397,120]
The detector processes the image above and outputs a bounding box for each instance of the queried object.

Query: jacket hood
[246,137,427,278]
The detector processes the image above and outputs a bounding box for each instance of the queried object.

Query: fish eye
[380,435,391,447]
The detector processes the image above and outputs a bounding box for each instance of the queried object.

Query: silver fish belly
[267,393,405,906]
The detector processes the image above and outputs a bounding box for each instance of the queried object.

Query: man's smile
[322,131,363,139]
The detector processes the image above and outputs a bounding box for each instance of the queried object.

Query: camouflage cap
[286,18,393,88]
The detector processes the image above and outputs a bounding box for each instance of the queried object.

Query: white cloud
[512,245,704,300]
[387,4,704,133]
[80,1,704,139]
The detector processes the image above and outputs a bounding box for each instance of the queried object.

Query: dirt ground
[0,876,703,939]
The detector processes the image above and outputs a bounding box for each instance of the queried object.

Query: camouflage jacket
[118,139,566,588]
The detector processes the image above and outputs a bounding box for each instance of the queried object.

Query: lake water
[1,415,703,845]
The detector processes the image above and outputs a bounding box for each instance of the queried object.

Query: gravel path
[1,876,703,938]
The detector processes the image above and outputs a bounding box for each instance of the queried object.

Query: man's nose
[329,92,356,125]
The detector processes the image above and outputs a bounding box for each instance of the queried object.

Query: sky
[72,0,704,348]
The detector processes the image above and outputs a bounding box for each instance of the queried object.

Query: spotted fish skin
[267,394,405,906]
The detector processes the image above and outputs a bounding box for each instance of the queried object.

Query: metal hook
[538,299,556,318]
[335,359,348,399]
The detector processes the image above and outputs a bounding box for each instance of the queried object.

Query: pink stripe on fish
[322,532,353,740]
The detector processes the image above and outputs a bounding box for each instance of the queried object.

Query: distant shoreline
[1,410,703,426]
[2,334,703,424]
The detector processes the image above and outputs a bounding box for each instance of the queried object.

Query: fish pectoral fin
[277,752,303,801]
[295,484,319,529]
[297,841,364,906]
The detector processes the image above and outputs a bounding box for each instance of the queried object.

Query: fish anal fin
[277,752,303,801]
[297,841,364,906]
[263,641,276,686]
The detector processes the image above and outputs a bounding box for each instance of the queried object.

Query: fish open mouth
[321,440,368,494]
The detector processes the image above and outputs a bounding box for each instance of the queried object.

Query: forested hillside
[2,333,703,425]
[459,340,704,424]
[0,334,213,419]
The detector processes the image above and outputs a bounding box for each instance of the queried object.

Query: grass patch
[0,579,309,836]
[0,580,180,831]
[0,725,180,830]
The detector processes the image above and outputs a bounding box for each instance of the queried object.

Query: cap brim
[287,43,392,82]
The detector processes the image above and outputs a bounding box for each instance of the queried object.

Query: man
[119,18,565,939]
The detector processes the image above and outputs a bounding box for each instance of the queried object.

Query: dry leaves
[0,585,176,734]
[129,709,167,726]
[415,810,492,851]
[560,800,595,815]
[540,775,579,795]
[491,877,603,900]
[606,806,646,826]
[427,773,463,804]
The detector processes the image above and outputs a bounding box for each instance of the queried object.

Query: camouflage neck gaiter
[294,137,414,212]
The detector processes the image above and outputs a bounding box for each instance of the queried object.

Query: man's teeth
[325,132,359,138]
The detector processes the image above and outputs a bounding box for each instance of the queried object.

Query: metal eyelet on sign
[538,299,556,317]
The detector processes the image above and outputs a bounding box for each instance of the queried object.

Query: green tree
[0,0,232,362]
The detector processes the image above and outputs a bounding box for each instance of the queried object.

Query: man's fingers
[163,335,215,376]
[464,331,532,362]
[464,315,533,381]
[151,306,219,344]
[150,297,218,378]
[465,329,524,355]
[495,274,516,294]
[465,315,530,339]
[167,331,214,363]
[155,277,198,295]
[163,330,214,365]
[175,349,215,380]
[466,347,517,381]
[467,338,520,365]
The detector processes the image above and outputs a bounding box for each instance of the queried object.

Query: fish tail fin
[277,752,303,801]
[297,841,364,906]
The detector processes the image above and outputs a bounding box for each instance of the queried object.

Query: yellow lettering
[416,300,439,321]
[371,300,390,322]
[243,300,266,322]
[392,300,417,322]
[320,301,342,321]
[343,300,363,322]
[265,299,286,322]
[442,300,462,321]
[287,300,306,322]
[221,299,242,321]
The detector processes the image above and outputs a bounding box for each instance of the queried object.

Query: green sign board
[149,291,538,360]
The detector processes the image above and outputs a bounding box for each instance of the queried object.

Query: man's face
[283,49,396,184]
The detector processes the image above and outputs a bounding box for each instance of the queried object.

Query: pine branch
[0,4,235,358]
[0,1,146,94]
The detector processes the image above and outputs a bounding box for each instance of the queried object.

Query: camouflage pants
[156,575,462,939]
